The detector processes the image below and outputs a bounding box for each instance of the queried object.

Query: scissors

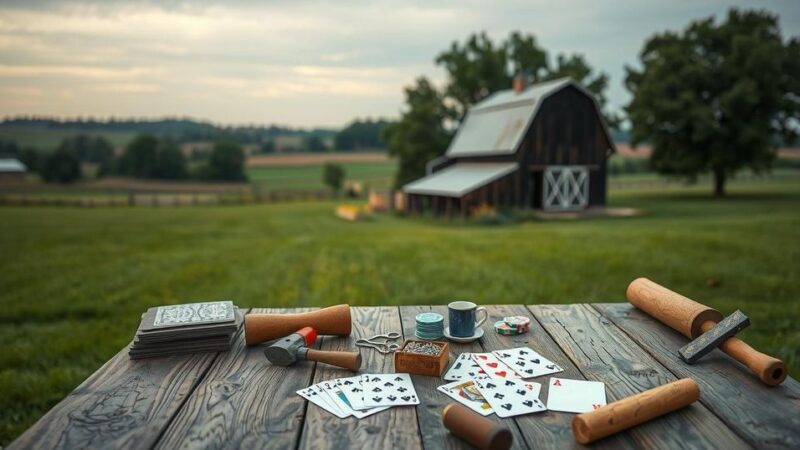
[355,332,402,354]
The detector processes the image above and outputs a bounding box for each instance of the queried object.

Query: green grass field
[1,177,799,444]
[247,161,397,191]
[0,126,137,151]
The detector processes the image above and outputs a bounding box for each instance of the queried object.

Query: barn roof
[403,162,518,198]
[445,77,613,157]
[0,159,26,173]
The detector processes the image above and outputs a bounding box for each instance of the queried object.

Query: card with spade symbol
[472,376,546,418]
[437,380,493,416]
[296,384,349,418]
[471,353,521,379]
[443,353,487,381]
[361,373,419,408]
[328,378,389,419]
[492,347,563,379]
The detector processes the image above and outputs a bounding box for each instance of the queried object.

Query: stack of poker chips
[415,312,444,340]
[494,315,531,335]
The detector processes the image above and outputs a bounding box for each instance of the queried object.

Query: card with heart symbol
[472,376,546,418]
[443,353,488,381]
[492,347,564,379]
[546,377,607,413]
[471,352,521,379]
[360,373,419,408]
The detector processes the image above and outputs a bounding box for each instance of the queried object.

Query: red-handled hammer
[264,327,362,371]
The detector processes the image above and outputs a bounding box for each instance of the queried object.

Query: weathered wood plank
[7,307,243,450]
[482,305,636,450]
[594,303,800,449]
[398,305,528,450]
[298,306,423,450]
[530,304,749,449]
[155,308,315,450]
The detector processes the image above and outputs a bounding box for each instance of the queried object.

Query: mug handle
[475,307,488,328]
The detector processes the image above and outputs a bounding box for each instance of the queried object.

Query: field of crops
[0,176,798,444]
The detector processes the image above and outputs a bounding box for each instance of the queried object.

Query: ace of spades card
[443,353,487,381]
[472,376,545,418]
[492,347,563,379]
[361,373,419,408]
[471,353,521,379]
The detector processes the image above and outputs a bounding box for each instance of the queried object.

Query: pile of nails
[403,341,443,356]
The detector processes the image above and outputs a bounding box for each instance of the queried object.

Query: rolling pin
[572,378,700,445]
[627,278,786,385]
[442,404,512,450]
[244,304,352,345]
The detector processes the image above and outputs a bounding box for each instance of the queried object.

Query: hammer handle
[700,321,786,386]
[305,349,362,371]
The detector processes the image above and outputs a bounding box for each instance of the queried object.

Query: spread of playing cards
[297,373,418,418]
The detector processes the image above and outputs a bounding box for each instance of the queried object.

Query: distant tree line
[334,119,391,151]
[2,135,247,183]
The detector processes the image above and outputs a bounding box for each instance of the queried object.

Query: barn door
[542,166,588,211]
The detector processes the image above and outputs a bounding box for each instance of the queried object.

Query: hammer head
[679,310,750,363]
[264,327,318,366]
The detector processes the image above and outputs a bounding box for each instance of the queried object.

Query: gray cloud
[0,0,797,126]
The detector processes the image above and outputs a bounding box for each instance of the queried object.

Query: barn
[0,158,27,182]
[402,77,615,217]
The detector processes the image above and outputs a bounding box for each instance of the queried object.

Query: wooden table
[10,304,800,449]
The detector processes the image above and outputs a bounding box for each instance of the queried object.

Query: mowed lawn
[247,161,397,191]
[1,177,799,444]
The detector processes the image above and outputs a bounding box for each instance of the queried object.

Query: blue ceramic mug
[448,301,488,337]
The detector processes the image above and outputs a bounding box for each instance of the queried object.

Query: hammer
[264,327,362,371]
[627,278,786,386]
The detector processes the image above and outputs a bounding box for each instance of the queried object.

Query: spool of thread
[572,378,700,445]
[442,403,512,450]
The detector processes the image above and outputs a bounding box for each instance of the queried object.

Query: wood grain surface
[297,306,423,450]
[530,304,750,449]
[595,303,800,449]
[155,308,316,450]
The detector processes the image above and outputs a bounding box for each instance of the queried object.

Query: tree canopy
[334,119,391,151]
[625,9,799,196]
[41,148,81,183]
[323,163,345,192]
[207,141,247,181]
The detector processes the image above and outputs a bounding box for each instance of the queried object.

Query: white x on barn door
[543,166,588,211]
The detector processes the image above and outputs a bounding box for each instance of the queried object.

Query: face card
[361,373,419,408]
[297,384,349,418]
[492,347,563,379]
[437,380,493,416]
[330,378,389,418]
[471,353,521,379]
[546,378,607,413]
[472,376,545,418]
[443,353,487,381]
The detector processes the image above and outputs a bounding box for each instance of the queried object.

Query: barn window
[543,166,588,211]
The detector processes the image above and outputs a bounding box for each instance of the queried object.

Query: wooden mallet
[627,278,786,386]
[245,304,352,345]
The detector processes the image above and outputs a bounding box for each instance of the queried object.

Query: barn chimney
[512,72,529,94]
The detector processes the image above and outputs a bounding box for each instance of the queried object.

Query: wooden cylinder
[442,404,512,450]
[304,349,362,371]
[700,322,787,386]
[244,305,352,345]
[572,378,700,445]
[626,278,722,338]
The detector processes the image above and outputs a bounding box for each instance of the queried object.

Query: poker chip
[494,320,528,335]
[503,316,531,328]
[415,312,444,340]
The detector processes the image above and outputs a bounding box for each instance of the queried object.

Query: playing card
[329,378,389,418]
[361,373,419,408]
[341,376,371,411]
[471,353,521,379]
[297,384,349,418]
[473,376,545,418]
[437,380,493,416]
[546,378,607,413]
[492,347,563,379]
[443,353,487,381]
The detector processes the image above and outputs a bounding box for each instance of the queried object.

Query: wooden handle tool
[627,278,786,385]
[245,304,352,345]
[302,349,362,371]
[442,404,512,450]
[572,378,700,445]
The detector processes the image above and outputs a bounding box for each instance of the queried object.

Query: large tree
[625,9,799,196]
[387,31,616,187]
[383,77,452,188]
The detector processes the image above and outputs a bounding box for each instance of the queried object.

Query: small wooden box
[394,339,449,377]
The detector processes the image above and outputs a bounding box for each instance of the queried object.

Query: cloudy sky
[0,0,797,128]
